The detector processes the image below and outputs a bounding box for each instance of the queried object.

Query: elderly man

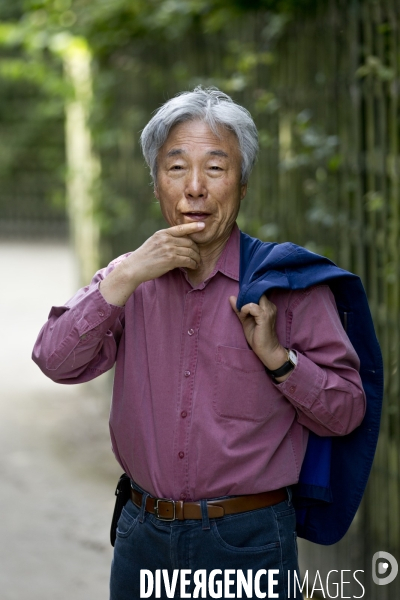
[33,87,370,599]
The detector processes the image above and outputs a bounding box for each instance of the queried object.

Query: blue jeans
[110,483,300,599]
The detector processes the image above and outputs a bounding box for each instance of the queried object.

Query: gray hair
[140,87,258,185]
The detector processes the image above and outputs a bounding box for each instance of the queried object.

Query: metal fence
[95,1,399,596]
[267,1,400,597]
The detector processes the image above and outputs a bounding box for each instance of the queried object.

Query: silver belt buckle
[154,498,176,521]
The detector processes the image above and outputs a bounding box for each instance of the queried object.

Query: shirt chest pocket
[212,345,274,422]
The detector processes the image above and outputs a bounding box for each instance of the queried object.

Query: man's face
[154,119,247,248]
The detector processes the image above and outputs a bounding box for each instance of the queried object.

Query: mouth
[182,212,211,222]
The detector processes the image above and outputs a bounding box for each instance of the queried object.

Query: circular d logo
[372,551,398,586]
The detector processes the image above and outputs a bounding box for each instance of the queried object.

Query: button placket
[173,289,205,497]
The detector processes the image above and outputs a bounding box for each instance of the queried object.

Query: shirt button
[178,451,184,459]
[181,411,187,418]
[188,329,194,336]
[289,385,296,394]
[184,370,191,377]
[98,310,104,317]
[180,493,186,500]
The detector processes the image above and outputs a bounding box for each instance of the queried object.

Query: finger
[177,255,200,270]
[239,302,263,318]
[171,238,201,260]
[230,298,262,325]
[259,294,276,310]
[175,247,201,266]
[171,236,200,248]
[229,296,240,315]
[167,222,205,237]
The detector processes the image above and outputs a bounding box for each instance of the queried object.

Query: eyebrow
[166,149,229,158]
[208,150,229,158]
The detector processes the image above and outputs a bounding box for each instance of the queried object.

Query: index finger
[167,222,205,237]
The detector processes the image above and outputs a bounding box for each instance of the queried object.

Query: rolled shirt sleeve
[272,285,366,436]
[32,256,128,383]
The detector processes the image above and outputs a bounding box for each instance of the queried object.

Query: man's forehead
[159,122,240,165]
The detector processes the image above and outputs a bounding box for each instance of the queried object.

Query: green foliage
[356,55,395,81]
[0,0,340,247]
[0,0,25,21]
[0,2,68,231]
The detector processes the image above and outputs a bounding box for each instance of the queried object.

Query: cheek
[218,187,241,215]
[158,174,180,190]
[158,186,183,221]
[159,180,179,201]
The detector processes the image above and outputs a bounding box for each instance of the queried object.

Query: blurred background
[0,0,399,598]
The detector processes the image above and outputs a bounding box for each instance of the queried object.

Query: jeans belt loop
[200,498,211,530]
[139,491,149,523]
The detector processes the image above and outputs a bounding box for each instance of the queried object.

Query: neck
[187,229,232,286]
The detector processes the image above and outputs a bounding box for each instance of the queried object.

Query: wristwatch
[264,349,298,380]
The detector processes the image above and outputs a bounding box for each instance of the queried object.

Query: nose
[185,168,207,200]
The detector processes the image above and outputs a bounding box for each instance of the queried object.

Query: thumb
[229,295,240,316]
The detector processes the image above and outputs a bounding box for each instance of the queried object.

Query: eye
[209,165,223,170]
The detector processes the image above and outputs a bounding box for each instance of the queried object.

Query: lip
[182,212,211,222]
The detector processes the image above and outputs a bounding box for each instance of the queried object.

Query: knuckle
[153,231,165,245]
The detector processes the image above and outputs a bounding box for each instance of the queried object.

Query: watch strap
[265,349,297,379]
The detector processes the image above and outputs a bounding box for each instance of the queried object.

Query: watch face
[288,349,298,366]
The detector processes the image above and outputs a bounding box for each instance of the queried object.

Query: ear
[154,184,159,200]
[240,184,247,201]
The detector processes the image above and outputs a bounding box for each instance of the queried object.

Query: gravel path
[0,241,120,600]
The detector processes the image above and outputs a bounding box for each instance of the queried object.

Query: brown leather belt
[130,487,287,521]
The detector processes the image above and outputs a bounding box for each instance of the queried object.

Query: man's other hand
[229,295,290,379]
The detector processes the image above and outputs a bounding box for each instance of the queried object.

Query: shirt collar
[213,222,240,282]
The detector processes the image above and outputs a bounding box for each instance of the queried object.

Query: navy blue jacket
[237,232,383,545]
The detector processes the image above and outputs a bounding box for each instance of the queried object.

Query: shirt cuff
[274,351,326,409]
[69,283,124,340]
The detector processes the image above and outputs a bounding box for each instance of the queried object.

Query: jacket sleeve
[273,285,366,436]
[32,255,129,384]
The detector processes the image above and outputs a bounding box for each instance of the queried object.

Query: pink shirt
[32,226,366,501]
